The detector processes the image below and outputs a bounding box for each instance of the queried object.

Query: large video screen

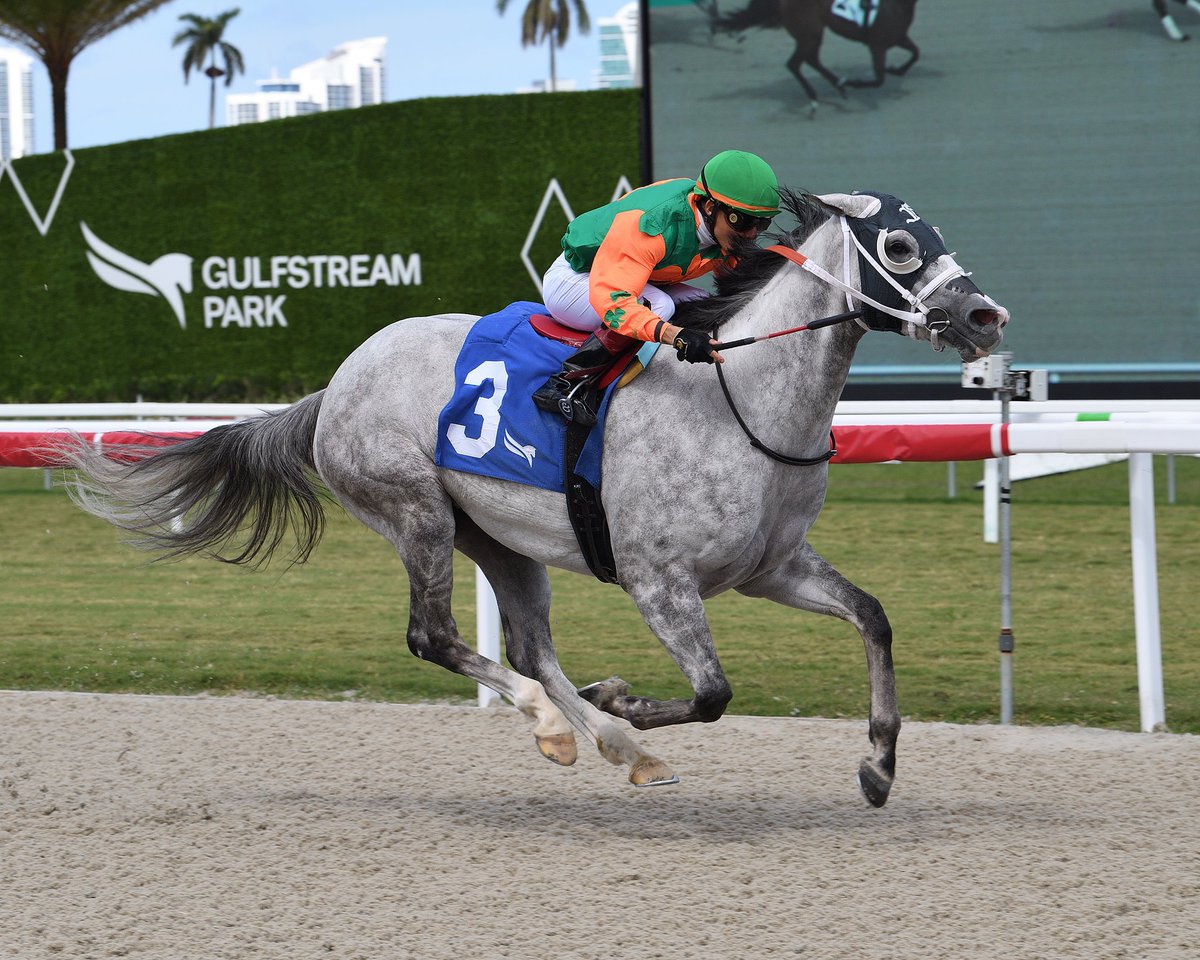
[647,0,1199,382]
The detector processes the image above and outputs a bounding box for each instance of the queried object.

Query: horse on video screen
[721,0,920,114]
[60,188,1006,807]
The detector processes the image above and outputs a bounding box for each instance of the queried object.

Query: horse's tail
[61,391,327,567]
[718,0,782,33]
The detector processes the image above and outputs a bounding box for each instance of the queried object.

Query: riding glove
[673,328,717,364]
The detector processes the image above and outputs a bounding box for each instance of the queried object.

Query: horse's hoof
[856,760,893,808]
[629,756,679,787]
[536,732,578,766]
[807,101,819,119]
[577,676,628,710]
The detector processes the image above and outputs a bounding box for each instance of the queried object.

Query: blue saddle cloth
[434,301,612,492]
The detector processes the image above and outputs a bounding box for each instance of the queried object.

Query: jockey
[532,149,781,425]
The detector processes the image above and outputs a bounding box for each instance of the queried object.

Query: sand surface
[2,691,1197,959]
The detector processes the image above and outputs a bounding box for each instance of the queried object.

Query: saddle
[528,313,648,390]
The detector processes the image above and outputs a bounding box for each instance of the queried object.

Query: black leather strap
[563,420,618,583]
[715,357,837,466]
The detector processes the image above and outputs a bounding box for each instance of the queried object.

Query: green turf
[1,458,1196,732]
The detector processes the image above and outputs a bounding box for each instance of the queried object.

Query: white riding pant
[541,253,710,332]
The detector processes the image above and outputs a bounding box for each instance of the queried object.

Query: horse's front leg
[738,542,899,808]
[580,569,733,731]
[784,43,824,117]
[842,44,888,88]
[888,37,919,76]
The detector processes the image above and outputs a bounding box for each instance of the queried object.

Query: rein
[714,358,839,466]
[705,231,960,468]
[711,306,863,463]
[704,226,967,466]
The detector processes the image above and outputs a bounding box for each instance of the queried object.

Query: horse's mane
[672,187,833,333]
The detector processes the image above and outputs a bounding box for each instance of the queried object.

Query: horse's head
[818,192,1008,362]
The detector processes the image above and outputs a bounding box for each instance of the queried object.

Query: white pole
[997,389,1014,724]
[1128,453,1165,732]
[983,458,999,543]
[475,567,502,707]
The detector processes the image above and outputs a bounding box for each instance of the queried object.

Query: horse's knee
[696,683,733,723]
[407,624,462,669]
[406,628,436,663]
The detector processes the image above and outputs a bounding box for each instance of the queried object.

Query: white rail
[3,400,1195,730]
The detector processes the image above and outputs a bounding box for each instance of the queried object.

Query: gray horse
[62,189,1007,806]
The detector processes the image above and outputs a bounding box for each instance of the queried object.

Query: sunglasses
[722,205,773,234]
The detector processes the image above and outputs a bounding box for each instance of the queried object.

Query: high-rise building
[227,37,386,127]
[0,45,35,160]
[226,74,322,126]
[596,2,640,90]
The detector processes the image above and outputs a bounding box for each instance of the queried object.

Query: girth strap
[563,419,618,583]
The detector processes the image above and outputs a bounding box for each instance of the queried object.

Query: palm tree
[172,8,244,129]
[496,0,590,93]
[0,0,175,151]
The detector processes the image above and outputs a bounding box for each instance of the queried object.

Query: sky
[11,1,614,155]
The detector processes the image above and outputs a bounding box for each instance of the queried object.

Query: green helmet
[693,150,780,218]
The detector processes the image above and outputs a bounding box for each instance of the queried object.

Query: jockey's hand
[672,327,722,364]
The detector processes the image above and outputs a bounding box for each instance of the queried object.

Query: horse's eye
[876,229,922,273]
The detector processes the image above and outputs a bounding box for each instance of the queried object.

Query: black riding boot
[532,333,619,426]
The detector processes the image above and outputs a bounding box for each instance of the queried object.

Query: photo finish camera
[962,354,1048,401]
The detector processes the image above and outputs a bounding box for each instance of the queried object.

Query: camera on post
[961,353,1048,401]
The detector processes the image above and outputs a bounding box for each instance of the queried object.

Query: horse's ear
[818,193,882,219]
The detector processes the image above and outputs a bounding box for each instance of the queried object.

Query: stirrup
[532,375,570,413]
[560,379,599,426]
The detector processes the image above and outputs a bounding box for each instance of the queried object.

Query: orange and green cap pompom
[693,150,781,218]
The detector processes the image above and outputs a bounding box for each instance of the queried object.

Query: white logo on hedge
[80,222,422,331]
[82,222,194,329]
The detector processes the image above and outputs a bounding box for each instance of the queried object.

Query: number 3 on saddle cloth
[434,301,659,582]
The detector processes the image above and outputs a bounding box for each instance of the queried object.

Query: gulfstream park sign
[81,220,422,331]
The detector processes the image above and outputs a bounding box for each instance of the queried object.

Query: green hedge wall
[0,89,639,401]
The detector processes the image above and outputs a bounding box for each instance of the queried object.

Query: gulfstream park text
[199,253,422,328]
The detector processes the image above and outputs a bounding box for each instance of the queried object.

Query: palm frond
[180,42,205,80]
[219,41,245,85]
[572,0,591,34]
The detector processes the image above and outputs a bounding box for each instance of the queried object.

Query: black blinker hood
[847,191,950,332]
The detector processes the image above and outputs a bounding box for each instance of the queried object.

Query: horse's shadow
[709,66,939,118]
[246,785,1077,846]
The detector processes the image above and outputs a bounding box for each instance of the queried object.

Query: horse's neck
[721,223,865,449]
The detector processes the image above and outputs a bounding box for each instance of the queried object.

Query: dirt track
[2,691,1198,959]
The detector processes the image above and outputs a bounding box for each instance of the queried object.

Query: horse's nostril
[971,308,999,326]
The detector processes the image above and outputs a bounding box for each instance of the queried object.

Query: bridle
[766,215,970,351]
[710,209,975,466]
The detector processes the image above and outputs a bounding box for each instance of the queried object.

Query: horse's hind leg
[329,470,562,743]
[737,542,899,808]
[454,515,678,787]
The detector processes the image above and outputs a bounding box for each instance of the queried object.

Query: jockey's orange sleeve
[587,210,669,342]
